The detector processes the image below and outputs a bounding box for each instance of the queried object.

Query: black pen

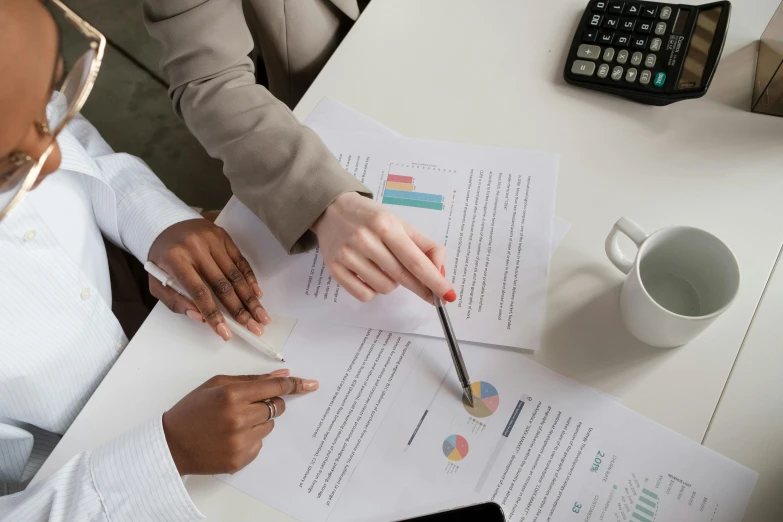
[432,292,474,407]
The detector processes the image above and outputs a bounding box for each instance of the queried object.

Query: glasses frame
[0,0,106,221]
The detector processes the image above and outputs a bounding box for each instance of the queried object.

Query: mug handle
[605,217,649,274]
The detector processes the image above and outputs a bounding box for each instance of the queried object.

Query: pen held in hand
[432,291,474,408]
[144,261,284,362]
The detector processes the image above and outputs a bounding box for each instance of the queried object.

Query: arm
[0,418,202,522]
[143,0,370,254]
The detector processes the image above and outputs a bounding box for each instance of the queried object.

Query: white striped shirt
[0,96,204,521]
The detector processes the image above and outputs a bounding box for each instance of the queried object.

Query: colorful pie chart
[463,381,500,418]
[442,434,469,461]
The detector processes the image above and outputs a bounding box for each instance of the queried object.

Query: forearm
[144,0,370,253]
[0,417,202,522]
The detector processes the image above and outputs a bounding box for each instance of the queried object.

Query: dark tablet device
[395,502,506,521]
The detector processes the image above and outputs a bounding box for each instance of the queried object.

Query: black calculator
[563,1,732,105]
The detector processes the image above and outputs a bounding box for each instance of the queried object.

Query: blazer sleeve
[143,0,371,254]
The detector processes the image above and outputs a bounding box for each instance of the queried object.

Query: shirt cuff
[91,417,204,521]
[117,184,202,263]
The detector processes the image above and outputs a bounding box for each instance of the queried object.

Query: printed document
[217,321,756,522]
[220,129,559,350]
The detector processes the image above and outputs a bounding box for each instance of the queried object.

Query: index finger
[382,224,454,302]
[231,376,319,403]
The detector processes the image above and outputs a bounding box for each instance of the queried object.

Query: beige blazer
[144,0,370,254]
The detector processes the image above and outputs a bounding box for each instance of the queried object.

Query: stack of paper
[213,99,757,522]
[219,98,567,351]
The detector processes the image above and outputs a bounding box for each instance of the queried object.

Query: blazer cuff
[91,416,204,521]
[279,173,371,255]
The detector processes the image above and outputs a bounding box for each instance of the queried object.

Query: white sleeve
[59,111,202,263]
[0,417,204,522]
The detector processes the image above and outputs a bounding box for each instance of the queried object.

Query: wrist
[162,411,192,476]
[312,192,350,235]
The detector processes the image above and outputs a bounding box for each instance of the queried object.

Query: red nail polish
[443,290,457,302]
[441,265,446,277]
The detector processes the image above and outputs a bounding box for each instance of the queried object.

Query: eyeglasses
[0,0,106,221]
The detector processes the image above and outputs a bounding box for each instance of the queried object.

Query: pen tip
[281,358,286,363]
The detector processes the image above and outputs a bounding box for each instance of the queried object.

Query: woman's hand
[311,192,456,304]
[148,218,270,341]
[162,370,318,476]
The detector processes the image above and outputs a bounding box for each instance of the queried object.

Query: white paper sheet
[304,97,571,257]
[217,321,757,522]
[220,129,558,350]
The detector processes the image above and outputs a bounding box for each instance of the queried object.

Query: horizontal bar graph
[381,173,444,211]
[631,487,658,522]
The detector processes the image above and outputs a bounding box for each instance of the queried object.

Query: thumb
[148,275,203,323]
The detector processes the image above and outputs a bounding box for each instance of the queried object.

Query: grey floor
[59,0,232,210]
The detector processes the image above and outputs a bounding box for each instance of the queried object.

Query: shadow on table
[536,265,674,393]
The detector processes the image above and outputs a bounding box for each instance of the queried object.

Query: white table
[703,255,783,522]
[34,0,783,520]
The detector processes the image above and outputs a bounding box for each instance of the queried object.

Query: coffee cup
[605,217,740,348]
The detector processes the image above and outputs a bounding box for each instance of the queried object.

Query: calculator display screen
[676,7,724,90]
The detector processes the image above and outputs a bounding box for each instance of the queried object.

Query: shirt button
[23,230,36,242]
[80,288,91,300]
[115,340,124,353]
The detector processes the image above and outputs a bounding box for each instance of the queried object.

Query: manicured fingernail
[252,283,263,297]
[270,368,290,377]
[247,319,264,337]
[186,310,203,323]
[217,323,232,341]
[443,290,457,302]
[304,379,319,391]
[255,309,272,325]
[441,265,446,277]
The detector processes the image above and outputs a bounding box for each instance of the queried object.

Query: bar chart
[633,488,659,522]
[381,173,445,211]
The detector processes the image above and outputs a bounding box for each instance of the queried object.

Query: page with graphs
[218,129,559,350]
[217,320,756,522]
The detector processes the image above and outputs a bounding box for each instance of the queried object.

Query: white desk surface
[704,253,783,522]
[34,0,783,520]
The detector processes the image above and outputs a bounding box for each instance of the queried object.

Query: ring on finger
[262,398,278,422]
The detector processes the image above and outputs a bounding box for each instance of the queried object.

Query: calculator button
[583,29,599,43]
[637,21,653,34]
[598,63,611,78]
[644,53,657,68]
[655,22,667,35]
[624,3,641,15]
[625,68,638,83]
[611,66,624,81]
[660,6,672,20]
[602,16,619,29]
[608,1,625,14]
[640,70,652,85]
[571,60,597,77]
[603,48,616,62]
[620,18,637,31]
[630,52,643,66]
[614,33,631,47]
[616,49,629,64]
[593,0,609,11]
[598,31,615,44]
[588,13,603,27]
[577,44,602,60]
[650,37,662,51]
[632,36,648,50]
[641,5,658,18]
[653,71,667,87]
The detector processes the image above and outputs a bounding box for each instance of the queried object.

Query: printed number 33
[572,502,582,514]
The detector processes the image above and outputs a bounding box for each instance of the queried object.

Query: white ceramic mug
[605,217,740,348]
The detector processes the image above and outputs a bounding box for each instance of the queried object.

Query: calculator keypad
[569,0,678,93]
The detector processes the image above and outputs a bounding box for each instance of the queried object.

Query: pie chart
[442,434,469,461]
[463,381,500,418]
